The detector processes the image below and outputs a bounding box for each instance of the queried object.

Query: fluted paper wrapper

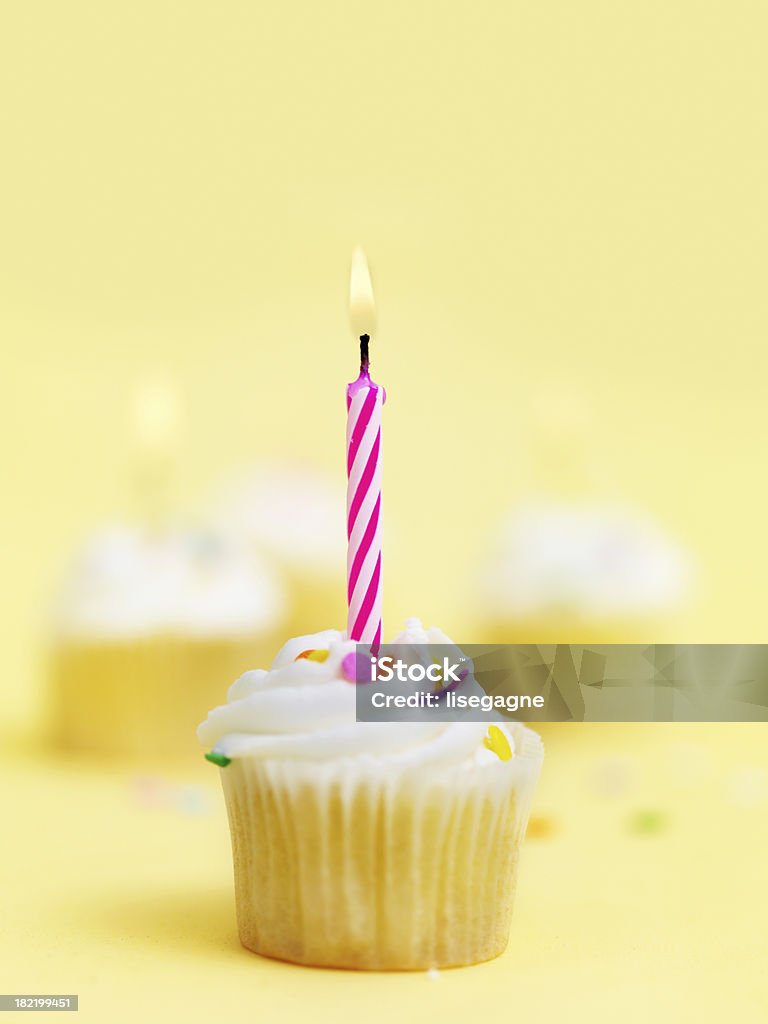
[51,634,279,761]
[221,723,543,969]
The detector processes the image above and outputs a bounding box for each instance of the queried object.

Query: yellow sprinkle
[483,725,512,762]
[305,649,329,663]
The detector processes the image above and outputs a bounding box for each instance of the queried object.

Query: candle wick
[359,334,370,371]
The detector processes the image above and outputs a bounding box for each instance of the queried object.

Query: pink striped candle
[347,249,385,644]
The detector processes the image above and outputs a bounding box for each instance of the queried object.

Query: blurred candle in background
[131,373,183,530]
[346,248,385,644]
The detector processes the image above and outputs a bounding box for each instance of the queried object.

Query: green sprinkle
[205,751,231,767]
[629,809,668,835]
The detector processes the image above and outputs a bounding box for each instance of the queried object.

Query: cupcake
[208,461,346,635]
[198,619,543,970]
[479,381,692,644]
[50,525,286,762]
[478,499,691,644]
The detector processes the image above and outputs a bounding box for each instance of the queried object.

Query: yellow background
[2,0,767,734]
[2,725,767,1022]
[1,3,767,1020]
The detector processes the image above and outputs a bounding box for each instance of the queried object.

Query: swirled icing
[209,461,345,572]
[481,500,691,617]
[54,525,284,640]
[197,618,506,766]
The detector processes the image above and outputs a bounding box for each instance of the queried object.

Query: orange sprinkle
[526,815,557,839]
[295,648,329,663]
[373,656,394,680]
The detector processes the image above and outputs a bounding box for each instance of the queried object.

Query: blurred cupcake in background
[209,460,346,635]
[477,383,692,643]
[48,374,285,762]
[50,526,284,761]
[478,499,690,643]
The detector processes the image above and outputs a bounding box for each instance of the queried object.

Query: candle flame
[349,246,377,338]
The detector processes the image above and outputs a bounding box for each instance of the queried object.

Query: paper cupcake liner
[50,633,279,761]
[221,723,543,969]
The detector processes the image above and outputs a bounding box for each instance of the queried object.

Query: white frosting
[197,618,509,766]
[209,461,345,572]
[54,525,285,640]
[481,500,691,617]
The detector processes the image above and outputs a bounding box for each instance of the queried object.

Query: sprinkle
[341,650,377,683]
[483,725,512,762]
[307,649,329,662]
[205,751,232,767]
[433,666,467,699]
[295,648,329,663]
[175,785,210,816]
[629,809,668,835]
[341,651,359,682]
[375,655,394,678]
[590,755,633,798]
[132,775,165,808]
[526,814,558,839]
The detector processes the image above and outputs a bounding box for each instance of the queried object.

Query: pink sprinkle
[341,652,358,683]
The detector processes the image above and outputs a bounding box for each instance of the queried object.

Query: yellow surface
[2,1,768,736]
[1,7,766,1014]
[2,724,766,1022]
